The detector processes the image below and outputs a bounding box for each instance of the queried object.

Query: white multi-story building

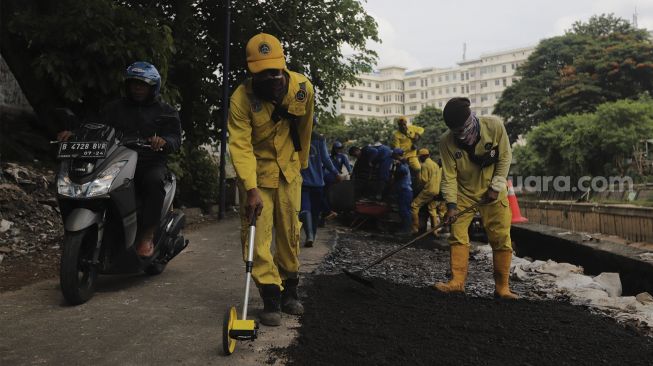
[337,46,535,123]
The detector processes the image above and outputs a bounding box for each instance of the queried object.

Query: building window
[409,93,417,99]
[502,65,507,73]
[349,92,354,97]
[438,76,442,82]
[502,78,507,87]
[376,95,380,101]
[408,80,417,87]
[461,72,465,80]
[359,105,363,111]
[375,83,380,88]
[445,74,449,81]
[342,103,346,109]
[367,106,372,111]
[512,63,516,70]
[495,79,500,86]
[480,81,487,88]
[445,87,450,94]
[465,85,469,93]
[349,105,354,110]
[409,105,417,111]
[367,94,372,99]
[359,93,363,99]
[376,107,380,112]
[438,88,442,95]
[367,82,371,87]
[453,87,457,93]
[438,101,443,107]
[470,97,476,103]
[481,95,488,102]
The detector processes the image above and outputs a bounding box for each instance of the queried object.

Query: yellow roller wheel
[222,306,237,355]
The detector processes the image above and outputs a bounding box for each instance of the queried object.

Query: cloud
[367,13,423,69]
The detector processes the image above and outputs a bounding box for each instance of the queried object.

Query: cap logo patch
[454,151,463,159]
[259,43,271,55]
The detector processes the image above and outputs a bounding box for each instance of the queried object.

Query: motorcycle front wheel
[60,228,98,305]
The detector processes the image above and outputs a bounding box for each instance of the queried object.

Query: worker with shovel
[435,97,517,299]
[228,33,314,326]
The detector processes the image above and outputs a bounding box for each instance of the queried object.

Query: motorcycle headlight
[58,161,127,198]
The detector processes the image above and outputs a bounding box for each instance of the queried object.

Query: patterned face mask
[452,112,479,146]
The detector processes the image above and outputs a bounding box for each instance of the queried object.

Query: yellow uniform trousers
[449,193,512,251]
[238,177,302,287]
[411,190,438,227]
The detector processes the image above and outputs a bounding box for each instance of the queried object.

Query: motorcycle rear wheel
[60,228,98,305]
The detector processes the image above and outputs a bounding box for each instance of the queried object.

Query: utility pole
[218,0,231,220]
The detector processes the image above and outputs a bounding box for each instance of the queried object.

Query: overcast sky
[358,0,653,70]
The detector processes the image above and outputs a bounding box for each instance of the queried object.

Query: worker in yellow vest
[228,33,314,326]
[410,148,442,234]
[435,97,517,299]
[392,117,424,171]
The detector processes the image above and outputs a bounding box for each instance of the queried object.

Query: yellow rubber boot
[434,245,469,293]
[493,250,519,299]
[429,214,439,236]
[411,209,420,234]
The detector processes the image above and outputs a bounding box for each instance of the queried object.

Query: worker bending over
[435,97,517,299]
[410,148,442,234]
[228,33,314,326]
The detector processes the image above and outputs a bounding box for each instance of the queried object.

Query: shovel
[343,203,481,288]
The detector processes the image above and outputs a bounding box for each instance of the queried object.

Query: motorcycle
[54,111,187,305]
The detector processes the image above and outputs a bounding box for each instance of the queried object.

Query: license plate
[57,141,108,159]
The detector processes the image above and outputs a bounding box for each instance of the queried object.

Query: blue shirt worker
[300,131,340,247]
[392,148,413,234]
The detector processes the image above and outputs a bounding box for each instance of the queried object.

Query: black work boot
[281,278,304,315]
[259,285,282,326]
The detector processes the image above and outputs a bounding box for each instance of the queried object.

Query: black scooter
[55,113,187,305]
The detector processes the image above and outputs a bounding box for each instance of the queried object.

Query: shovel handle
[359,203,481,273]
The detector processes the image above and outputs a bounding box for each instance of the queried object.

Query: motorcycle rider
[56,61,182,258]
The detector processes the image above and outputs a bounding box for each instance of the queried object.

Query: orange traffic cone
[507,179,528,224]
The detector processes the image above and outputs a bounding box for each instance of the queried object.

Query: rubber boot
[299,211,314,247]
[493,250,519,299]
[434,245,469,293]
[430,214,439,237]
[259,285,282,326]
[281,278,304,315]
[411,209,420,234]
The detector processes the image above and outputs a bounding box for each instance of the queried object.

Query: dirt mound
[0,162,63,291]
[280,274,653,366]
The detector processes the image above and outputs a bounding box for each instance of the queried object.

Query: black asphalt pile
[281,273,653,366]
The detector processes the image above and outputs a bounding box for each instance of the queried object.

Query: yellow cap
[246,33,286,74]
[418,148,430,156]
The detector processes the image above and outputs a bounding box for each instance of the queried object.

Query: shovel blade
[342,269,375,288]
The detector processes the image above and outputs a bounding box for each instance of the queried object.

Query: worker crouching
[410,148,442,235]
[435,97,518,299]
[228,33,314,326]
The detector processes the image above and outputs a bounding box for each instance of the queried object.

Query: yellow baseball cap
[246,33,286,74]
[418,148,430,156]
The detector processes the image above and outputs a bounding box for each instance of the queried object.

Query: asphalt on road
[0,216,333,366]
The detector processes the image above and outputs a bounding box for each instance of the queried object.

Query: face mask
[453,113,479,146]
[252,72,286,102]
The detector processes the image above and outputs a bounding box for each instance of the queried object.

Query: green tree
[495,14,653,140]
[411,106,447,158]
[514,96,653,178]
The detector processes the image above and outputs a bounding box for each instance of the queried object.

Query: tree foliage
[513,95,653,178]
[318,115,394,148]
[495,14,653,140]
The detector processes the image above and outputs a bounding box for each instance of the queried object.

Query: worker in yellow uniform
[434,97,517,299]
[393,117,424,171]
[410,148,442,234]
[228,33,314,326]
